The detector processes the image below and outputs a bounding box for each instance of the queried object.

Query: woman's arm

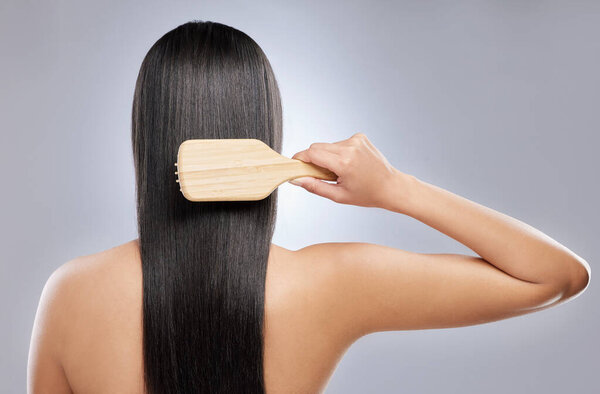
[384,172,590,296]
[289,133,590,337]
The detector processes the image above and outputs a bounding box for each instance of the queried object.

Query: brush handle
[176,138,339,201]
[281,159,338,182]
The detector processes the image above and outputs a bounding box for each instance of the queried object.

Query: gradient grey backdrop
[1,1,598,393]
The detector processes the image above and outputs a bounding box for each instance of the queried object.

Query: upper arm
[297,242,578,339]
[28,263,75,394]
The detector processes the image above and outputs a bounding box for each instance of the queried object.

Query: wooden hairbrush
[175,139,338,201]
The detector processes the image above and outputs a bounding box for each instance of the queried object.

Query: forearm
[383,171,590,291]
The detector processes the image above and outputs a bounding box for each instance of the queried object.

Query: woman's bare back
[29,239,353,393]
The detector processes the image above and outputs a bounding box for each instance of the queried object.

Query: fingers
[308,142,343,154]
[289,177,348,203]
[291,148,342,175]
[289,131,371,176]
[291,141,344,161]
[291,149,308,161]
[291,133,368,161]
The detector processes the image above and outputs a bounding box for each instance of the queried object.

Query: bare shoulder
[267,242,347,301]
[29,239,143,392]
[35,239,142,339]
[53,239,141,284]
[43,239,142,315]
[263,242,369,391]
[38,237,137,304]
[266,242,372,342]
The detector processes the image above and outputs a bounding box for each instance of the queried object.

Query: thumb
[288,176,312,187]
[288,177,344,202]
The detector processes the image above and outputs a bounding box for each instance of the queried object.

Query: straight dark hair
[131,20,282,393]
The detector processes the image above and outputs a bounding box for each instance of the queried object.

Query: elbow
[527,256,590,309]
[573,257,591,295]
[561,256,591,300]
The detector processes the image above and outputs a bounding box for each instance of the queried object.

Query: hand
[290,133,401,208]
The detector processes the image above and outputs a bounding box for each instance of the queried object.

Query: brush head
[175,139,337,202]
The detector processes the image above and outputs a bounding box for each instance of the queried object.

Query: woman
[28,20,590,394]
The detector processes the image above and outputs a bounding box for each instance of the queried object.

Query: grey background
[1,0,598,393]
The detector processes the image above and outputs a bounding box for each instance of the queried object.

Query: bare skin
[28,133,590,393]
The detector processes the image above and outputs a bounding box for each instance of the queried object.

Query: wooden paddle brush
[175,139,338,201]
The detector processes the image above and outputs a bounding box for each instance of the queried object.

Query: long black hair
[131,20,282,393]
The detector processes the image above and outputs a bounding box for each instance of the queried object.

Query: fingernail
[289,179,303,186]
